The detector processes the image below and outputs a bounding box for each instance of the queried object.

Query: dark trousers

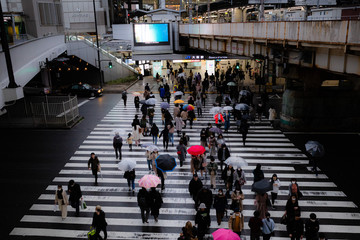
[263,234,271,240]
[216,210,224,225]
[242,133,247,146]
[271,192,277,205]
[123,98,127,106]
[250,235,260,240]
[92,169,98,184]
[94,226,107,240]
[163,139,169,150]
[140,207,150,223]
[197,108,202,116]
[114,146,122,159]
[72,199,80,216]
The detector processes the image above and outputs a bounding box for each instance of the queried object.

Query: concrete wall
[1,0,23,12]
[21,0,64,38]
[0,35,67,109]
[61,0,106,34]
[66,41,136,82]
[281,89,360,131]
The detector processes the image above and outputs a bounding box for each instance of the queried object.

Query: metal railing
[65,33,137,73]
[29,95,80,127]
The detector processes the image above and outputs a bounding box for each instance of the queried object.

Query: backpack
[139,196,147,208]
[114,136,122,145]
[232,214,242,232]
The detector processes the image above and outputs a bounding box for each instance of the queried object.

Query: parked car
[23,81,51,95]
[67,83,103,97]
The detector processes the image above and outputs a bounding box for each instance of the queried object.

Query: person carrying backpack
[137,187,151,223]
[113,132,123,160]
[228,208,244,237]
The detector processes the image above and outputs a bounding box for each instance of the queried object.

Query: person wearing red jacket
[214,113,224,128]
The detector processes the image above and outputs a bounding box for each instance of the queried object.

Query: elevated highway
[179,20,360,75]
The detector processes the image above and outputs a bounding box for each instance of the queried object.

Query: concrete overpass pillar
[232,8,242,22]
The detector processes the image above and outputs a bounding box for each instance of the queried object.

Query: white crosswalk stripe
[9,93,360,240]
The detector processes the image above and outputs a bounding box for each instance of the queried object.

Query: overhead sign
[295,0,336,5]
[249,0,288,4]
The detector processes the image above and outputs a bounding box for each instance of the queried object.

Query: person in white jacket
[269,174,281,209]
[268,106,277,127]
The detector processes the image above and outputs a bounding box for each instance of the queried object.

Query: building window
[38,2,62,26]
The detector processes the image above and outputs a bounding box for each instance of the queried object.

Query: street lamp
[92,0,103,88]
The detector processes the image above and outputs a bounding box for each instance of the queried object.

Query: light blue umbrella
[160,102,170,109]
[145,98,157,105]
[118,159,137,171]
[235,103,250,111]
[305,141,325,157]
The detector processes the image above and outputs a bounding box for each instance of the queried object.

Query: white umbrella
[225,156,248,168]
[174,91,183,96]
[210,106,223,115]
[146,145,160,152]
[223,106,233,111]
[110,129,126,138]
[118,159,137,171]
[145,98,157,105]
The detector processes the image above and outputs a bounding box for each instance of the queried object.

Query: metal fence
[29,95,80,127]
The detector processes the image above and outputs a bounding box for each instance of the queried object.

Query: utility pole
[92,0,103,88]
[0,1,17,88]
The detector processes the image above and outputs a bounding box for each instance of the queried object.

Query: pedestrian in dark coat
[221,164,235,197]
[150,123,159,145]
[213,189,228,225]
[68,179,82,217]
[240,119,249,146]
[305,213,320,240]
[159,126,170,151]
[134,96,140,110]
[253,163,264,183]
[195,187,213,211]
[287,211,304,240]
[176,140,187,167]
[91,205,108,240]
[88,153,100,185]
[137,187,151,223]
[284,194,301,223]
[178,221,198,240]
[149,187,163,222]
[217,144,230,171]
[113,132,123,160]
[123,169,136,192]
[195,203,211,240]
[188,174,203,202]
[157,169,166,191]
[249,210,263,240]
[122,90,127,107]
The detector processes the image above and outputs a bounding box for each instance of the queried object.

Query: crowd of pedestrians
[52,64,325,240]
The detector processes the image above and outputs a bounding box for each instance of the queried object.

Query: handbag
[177,151,181,155]
[280,215,287,225]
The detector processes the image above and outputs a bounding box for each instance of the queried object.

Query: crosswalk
[9,92,360,240]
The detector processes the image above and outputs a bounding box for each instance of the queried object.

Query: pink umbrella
[187,145,206,155]
[138,174,161,189]
[212,228,241,240]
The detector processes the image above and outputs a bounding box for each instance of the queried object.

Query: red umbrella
[187,145,206,155]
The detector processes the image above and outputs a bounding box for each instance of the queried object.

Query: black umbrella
[251,179,273,194]
[155,154,177,172]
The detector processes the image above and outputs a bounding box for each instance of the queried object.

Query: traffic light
[108,61,112,69]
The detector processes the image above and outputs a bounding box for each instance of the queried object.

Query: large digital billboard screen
[133,23,170,46]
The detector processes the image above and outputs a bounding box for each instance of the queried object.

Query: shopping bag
[53,204,57,212]
[81,199,87,210]
[87,227,96,240]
